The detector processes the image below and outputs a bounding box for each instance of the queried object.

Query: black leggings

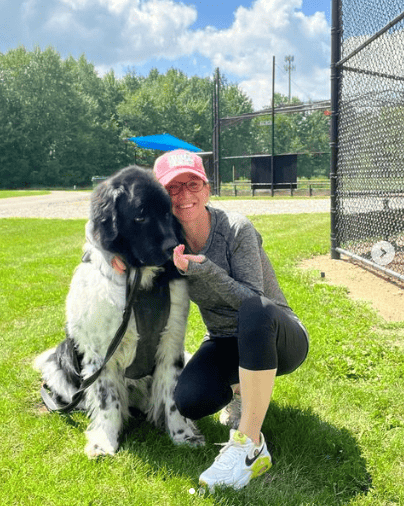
[174,297,309,421]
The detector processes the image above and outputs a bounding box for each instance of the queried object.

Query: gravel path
[0,191,330,219]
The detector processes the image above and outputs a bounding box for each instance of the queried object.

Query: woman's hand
[111,255,126,275]
[112,246,205,274]
[173,244,205,272]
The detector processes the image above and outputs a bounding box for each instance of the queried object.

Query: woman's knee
[238,296,279,336]
[174,373,232,421]
[238,297,279,370]
[174,380,198,419]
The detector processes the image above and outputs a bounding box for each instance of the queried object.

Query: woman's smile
[168,174,209,223]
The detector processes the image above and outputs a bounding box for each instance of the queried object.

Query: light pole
[284,55,295,103]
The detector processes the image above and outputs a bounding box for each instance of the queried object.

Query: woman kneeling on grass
[113,149,309,492]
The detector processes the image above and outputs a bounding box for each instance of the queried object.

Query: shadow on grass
[262,403,372,502]
[119,402,371,505]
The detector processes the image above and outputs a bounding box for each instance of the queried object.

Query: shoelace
[213,440,249,469]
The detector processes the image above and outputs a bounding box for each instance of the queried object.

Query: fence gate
[330,0,404,282]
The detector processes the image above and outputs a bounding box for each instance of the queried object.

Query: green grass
[1,216,403,506]
[209,195,329,201]
[0,190,51,198]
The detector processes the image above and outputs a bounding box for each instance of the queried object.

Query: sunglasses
[166,179,206,196]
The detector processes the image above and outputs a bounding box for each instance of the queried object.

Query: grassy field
[0,215,403,506]
[0,190,51,198]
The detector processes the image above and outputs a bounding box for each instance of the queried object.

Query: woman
[114,149,309,491]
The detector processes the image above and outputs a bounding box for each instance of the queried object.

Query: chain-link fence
[331,0,404,281]
[210,66,331,196]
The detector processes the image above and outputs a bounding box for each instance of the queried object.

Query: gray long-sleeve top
[182,206,291,338]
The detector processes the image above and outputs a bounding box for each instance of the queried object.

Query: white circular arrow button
[371,241,395,266]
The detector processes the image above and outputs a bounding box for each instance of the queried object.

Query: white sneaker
[199,429,272,491]
[219,393,241,428]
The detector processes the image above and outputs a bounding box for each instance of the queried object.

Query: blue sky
[0,0,332,109]
[180,0,331,29]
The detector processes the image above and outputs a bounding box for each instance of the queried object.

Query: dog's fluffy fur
[34,165,204,457]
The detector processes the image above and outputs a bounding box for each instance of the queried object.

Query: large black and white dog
[34,165,204,458]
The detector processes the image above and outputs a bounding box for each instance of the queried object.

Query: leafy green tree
[0,47,134,188]
[0,46,330,188]
[0,46,70,187]
[218,79,256,181]
[59,56,133,185]
[118,68,213,165]
[118,68,254,173]
[0,66,29,187]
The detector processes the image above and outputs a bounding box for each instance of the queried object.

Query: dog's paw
[85,442,116,459]
[182,432,206,448]
[85,428,118,458]
[166,409,205,447]
[171,426,206,448]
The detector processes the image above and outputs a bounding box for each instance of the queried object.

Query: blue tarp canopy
[127,133,202,152]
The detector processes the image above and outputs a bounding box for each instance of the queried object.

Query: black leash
[41,267,142,413]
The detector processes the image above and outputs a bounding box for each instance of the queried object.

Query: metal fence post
[330,0,341,259]
[212,68,221,196]
[271,56,275,198]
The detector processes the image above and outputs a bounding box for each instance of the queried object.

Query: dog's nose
[162,236,179,255]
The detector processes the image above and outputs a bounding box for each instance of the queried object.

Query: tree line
[0,46,330,188]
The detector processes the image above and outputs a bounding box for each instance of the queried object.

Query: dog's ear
[90,182,125,246]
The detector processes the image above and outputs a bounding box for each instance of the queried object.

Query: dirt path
[0,191,91,219]
[0,191,330,218]
[299,254,404,322]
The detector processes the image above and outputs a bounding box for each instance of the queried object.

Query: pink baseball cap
[154,149,208,187]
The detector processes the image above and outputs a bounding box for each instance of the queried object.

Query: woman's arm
[177,221,265,310]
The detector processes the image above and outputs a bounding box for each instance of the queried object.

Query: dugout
[251,154,297,194]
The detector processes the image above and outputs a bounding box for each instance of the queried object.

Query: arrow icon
[371,241,395,266]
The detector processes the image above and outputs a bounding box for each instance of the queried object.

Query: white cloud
[60,0,131,13]
[8,0,332,108]
[45,10,101,39]
[122,0,198,59]
[181,0,331,107]
[294,10,328,38]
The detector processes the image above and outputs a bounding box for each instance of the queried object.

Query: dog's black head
[91,165,181,268]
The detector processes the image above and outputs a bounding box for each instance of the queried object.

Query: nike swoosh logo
[245,446,264,467]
